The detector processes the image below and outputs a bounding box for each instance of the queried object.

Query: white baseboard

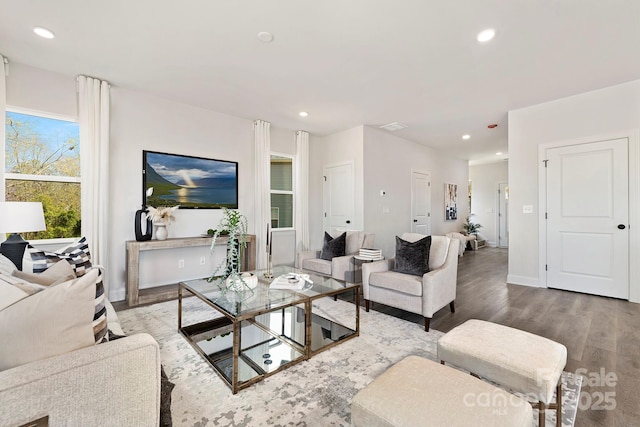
[506,274,542,288]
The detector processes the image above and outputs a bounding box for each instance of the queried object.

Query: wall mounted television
[142,150,238,209]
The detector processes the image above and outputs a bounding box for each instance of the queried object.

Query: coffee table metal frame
[178,267,360,394]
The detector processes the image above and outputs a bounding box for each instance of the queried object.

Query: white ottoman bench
[437,320,567,427]
[351,355,533,427]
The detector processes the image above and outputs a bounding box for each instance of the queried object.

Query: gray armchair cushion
[393,235,431,276]
[320,232,346,260]
[302,258,332,276]
[369,271,422,296]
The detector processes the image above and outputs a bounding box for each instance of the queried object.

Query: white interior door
[546,138,629,299]
[323,162,354,233]
[411,171,431,235]
[498,183,509,248]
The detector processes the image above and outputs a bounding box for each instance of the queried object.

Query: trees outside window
[270,154,294,229]
[5,109,81,240]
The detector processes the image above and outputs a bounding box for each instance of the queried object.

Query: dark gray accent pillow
[393,235,432,276]
[320,232,346,261]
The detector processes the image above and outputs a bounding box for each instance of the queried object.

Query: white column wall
[508,79,640,298]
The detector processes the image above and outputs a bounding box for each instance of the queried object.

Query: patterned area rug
[118,297,581,426]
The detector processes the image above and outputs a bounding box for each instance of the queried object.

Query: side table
[352,255,384,284]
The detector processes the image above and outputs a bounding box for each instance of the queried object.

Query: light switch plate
[523,205,533,214]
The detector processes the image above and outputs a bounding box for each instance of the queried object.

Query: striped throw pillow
[93,266,108,343]
[23,237,92,276]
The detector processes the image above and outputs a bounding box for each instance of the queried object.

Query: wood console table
[126,235,256,307]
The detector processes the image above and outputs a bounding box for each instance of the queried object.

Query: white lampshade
[0,202,46,233]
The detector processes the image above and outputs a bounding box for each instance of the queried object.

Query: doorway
[323,162,355,233]
[497,183,508,248]
[411,171,431,235]
[543,137,629,299]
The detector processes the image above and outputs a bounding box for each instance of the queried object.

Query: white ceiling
[1,0,640,164]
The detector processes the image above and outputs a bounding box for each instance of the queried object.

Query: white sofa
[0,279,161,427]
[445,232,476,257]
[362,234,459,332]
[296,230,375,282]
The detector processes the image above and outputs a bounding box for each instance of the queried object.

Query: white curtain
[295,131,310,251]
[254,120,271,269]
[77,76,110,269]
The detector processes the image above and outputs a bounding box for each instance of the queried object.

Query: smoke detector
[380,122,408,131]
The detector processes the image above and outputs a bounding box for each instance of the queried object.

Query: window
[5,109,81,240]
[270,154,293,229]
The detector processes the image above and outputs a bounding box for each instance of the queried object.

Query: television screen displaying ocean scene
[143,150,238,209]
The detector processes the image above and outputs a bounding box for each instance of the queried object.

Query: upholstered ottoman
[437,319,567,427]
[351,356,533,427]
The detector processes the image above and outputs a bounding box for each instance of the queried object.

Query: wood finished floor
[365,247,640,427]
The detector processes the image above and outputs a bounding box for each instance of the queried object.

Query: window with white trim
[270,153,294,229]
[4,108,81,240]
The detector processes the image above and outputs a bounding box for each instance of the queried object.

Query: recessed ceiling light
[33,27,55,39]
[496,152,503,155]
[299,111,308,117]
[477,28,495,43]
[462,134,471,140]
[257,32,274,43]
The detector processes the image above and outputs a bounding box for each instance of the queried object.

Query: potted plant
[146,205,179,240]
[462,215,482,236]
[208,208,255,293]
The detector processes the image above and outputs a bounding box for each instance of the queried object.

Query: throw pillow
[344,231,365,255]
[0,276,29,310]
[393,235,432,276]
[320,231,346,261]
[0,268,101,371]
[0,273,47,296]
[0,253,17,275]
[22,237,92,276]
[12,258,77,286]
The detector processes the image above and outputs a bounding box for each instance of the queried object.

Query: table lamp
[0,202,46,270]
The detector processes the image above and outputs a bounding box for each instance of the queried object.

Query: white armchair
[362,234,459,332]
[296,230,375,282]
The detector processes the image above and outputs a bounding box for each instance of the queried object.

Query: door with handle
[411,171,431,235]
[323,162,355,233]
[545,137,629,299]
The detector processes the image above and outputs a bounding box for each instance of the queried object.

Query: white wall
[469,161,508,247]
[308,126,364,250]
[6,63,271,300]
[508,79,640,295]
[6,63,77,118]
[109,88,258,299]
[362,126,468,258]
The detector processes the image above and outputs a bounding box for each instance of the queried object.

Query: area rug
[118,297,581,427]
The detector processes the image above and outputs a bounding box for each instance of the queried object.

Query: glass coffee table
[178,265,360,393]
